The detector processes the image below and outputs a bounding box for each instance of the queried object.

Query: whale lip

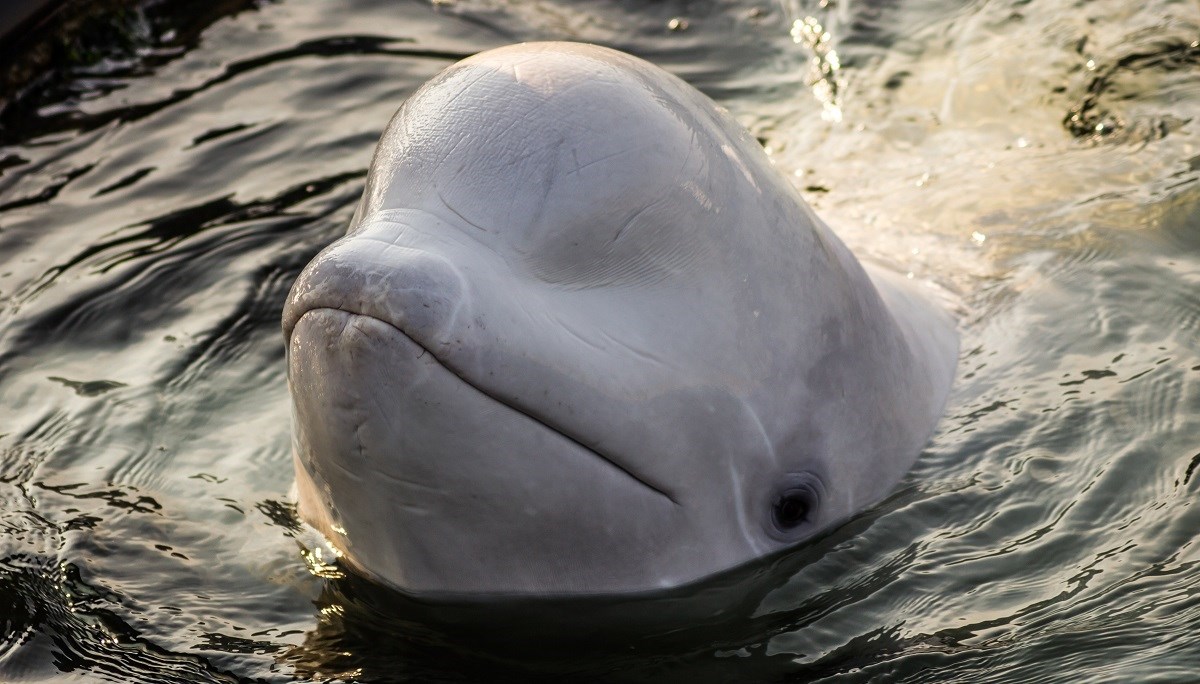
[289,305,682,506]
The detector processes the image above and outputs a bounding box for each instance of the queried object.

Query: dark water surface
[1,0,1199,681]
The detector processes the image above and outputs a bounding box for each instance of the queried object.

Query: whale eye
[768,473,822,537]
[774,493,810,529]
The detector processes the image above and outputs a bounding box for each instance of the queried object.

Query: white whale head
[283,42,957,597]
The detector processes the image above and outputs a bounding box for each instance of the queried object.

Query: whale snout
[283,230,468,354]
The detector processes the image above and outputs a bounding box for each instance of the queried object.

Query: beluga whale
[283,42,958,597]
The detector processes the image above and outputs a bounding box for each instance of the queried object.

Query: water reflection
[0,0,1198,681]
[284,513,898,682]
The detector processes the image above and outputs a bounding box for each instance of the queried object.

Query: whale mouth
[289,306,680,506]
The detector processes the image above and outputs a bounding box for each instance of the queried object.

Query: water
[0,0,1197,681]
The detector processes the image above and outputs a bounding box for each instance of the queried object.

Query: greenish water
[0,0,1198,681]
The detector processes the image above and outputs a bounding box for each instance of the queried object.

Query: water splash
[783,0,844,122]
